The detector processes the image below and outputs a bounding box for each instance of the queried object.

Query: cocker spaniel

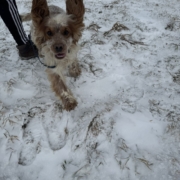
[22,0,85,111]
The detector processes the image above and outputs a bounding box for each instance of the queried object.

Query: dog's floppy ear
[31,0,49,25]
[66,0,85,43]
[66,0,85,22]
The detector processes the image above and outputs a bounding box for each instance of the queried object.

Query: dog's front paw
[69,63,81,78]
[61,92,77,111]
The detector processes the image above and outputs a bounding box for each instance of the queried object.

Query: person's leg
[0,0,38,59]
[0,0,28,45]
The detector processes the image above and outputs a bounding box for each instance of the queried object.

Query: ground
[0,0,180,179]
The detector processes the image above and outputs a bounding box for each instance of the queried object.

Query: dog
[22,0,85,111]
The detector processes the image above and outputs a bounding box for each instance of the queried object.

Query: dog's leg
[46,70,77,111]
[68,60,81,78]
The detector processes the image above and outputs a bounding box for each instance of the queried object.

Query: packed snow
[0,0,180,179]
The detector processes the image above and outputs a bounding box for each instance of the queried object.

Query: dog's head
[31,0,85,60]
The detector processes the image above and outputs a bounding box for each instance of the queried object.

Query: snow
[0,0,180,179]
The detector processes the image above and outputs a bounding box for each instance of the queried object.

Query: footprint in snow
[121,100,137,114]
[41,103,67,151]
[18,107,43,166]
[18,131,41,166]
[121,87,144,114]
[43,125,67,151]
[122,87,144,102]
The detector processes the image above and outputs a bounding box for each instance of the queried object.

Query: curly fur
[22,0,85,111]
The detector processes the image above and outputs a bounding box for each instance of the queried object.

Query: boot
[16,41,38,60]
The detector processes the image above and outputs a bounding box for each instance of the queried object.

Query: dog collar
[28,34,56,69]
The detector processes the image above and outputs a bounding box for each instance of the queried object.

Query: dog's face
[41,14,73,60]
[31,0,85,60]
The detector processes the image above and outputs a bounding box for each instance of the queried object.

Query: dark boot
[16,41,38,60]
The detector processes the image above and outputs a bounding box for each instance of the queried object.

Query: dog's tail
[20,13,32,22]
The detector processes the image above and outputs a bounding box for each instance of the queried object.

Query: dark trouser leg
[0,0,28,45]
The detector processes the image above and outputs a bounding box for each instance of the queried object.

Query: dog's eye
[63,29,69,36]
[47,31,53,36]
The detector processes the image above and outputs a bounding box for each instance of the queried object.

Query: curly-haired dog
[22,0,85,111]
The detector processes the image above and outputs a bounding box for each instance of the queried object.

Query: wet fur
[22,0,85,111]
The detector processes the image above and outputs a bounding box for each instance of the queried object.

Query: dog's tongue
[55,53,65,59]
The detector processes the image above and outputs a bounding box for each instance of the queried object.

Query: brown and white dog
[22,0,85,111]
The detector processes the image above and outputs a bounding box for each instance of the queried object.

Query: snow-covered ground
[0,0,180,179]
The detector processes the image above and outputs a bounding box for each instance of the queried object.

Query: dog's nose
[55,44,64,52]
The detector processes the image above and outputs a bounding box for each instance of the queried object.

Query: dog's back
[21,5,65,22]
